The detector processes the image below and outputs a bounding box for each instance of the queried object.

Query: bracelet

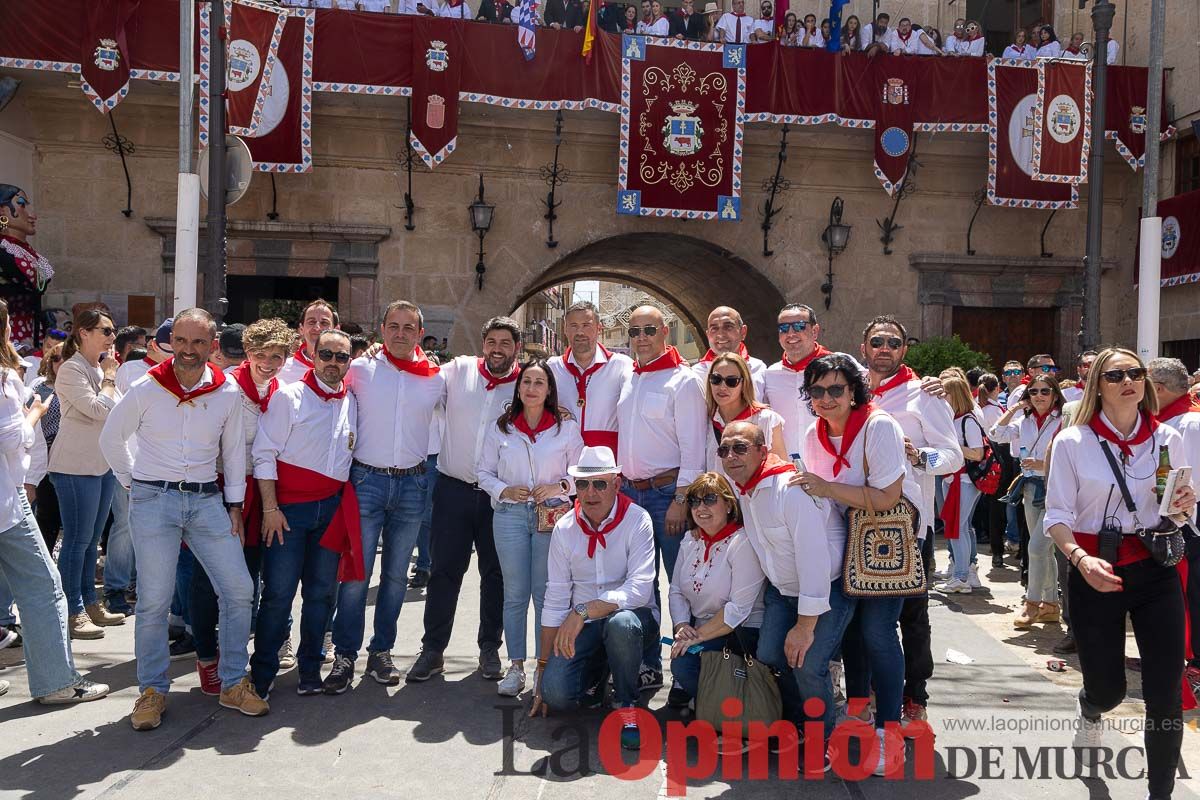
[262,506,280,514]
[1070,547,1088,568]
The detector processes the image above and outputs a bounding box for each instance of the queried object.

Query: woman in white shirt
[989,374,1064,628]
[778,12,800,47]
[638,0,669,35]
[934,376,986,593]
[976,373,1008,569]
[477,360,583,698]
[957,20,986,56]
[703,353,787,478]
[1003,28,1035,60]
[1044,347,1195,800]
[1036,25,1062,58]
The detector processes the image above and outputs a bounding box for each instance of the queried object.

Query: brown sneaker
[86,602,126,627]
[69,611,105,640]
[219,677,270,717]
[131,688,166,731]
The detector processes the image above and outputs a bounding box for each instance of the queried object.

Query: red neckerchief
[1065,45,1081,54]
[700,521,740,562]
[1089,410,1158,460]
[735,453,796,495]
[576,492,632,558]
[141,355,156,367]
[817,403,875,477]
[700,342,751,364]
[477,358,519,391]
[633,346,685,375]
[1157,393,1200,423]
[782,344,831,373]
[147,358,227,405]
[898,30,912,42]
[1021,375,1031,385]
[562,345,610,401]
[232,361,277,413]
[513,409,557,443]
[384,347,440,377]
[293,346,314,369]
[872,364,917,398]
[1031,407,1054,429]
[301,369,347,402]
[713,404,754,439]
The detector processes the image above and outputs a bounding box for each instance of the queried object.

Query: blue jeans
[670,626,761,699]
[49,471,115,615]
[839,594,907,726]
[492,502,552,662]
[129,484,254,693]
[104,484,135,596]
[541,606,657,710]
[172,546,195,630]
[0,490,81,697]
[621,482,677,671]
[1024,482,1057,604]
[251,495,342,694]
[948,477,980,582]
[333,465,426,660]
[414,454,438,573]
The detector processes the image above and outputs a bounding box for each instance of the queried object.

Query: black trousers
[1071,559,1183,799]
[191,545,262,661]
[34,474,61,552]
[421,475,504,654]
[901,530,936,707]
[1186,536,1200,666]
[986,494,1007,564]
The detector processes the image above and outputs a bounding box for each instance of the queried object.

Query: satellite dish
[198,135,254,206]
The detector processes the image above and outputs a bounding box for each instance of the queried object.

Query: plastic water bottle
[1019,445,1032,477]
[792,455,824,510]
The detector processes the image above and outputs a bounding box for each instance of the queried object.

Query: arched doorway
[511,233,787,358]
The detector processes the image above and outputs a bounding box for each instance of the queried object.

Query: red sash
[735,454,796,495]
[232,361,277,413]
[633,346,685,375]
[147,358,227,405]
[576,492,632,558]
[781,345,831,373]
[384,347,440,377]
[275,461,364,582]
[217,474,264,547]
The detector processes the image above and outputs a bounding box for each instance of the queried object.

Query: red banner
[1106,65,1175,171]
[617,37,745,220]
[872,58,920,196]
[226,0,288,137]
[1154,189,1200,288]
[987,60,1077,209]
[79,0,141,113]
[410,18,462,169]
[1030,60,1091,185]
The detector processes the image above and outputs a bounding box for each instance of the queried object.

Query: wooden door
[952,306,1057,372]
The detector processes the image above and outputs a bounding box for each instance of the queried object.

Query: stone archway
[512,233,787,357]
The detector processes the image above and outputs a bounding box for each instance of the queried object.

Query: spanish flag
[582,0,598,63]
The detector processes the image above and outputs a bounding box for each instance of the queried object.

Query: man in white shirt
[943,18,965,54]
[1009,353,1059,408]
[1061,351,1096,403]
[714,0,754,43]
[100,308,266,730]
[398,0,438,14]
[639,0,670,35]
[692,306,767,399]
[324,301,445,692]
[617,305,706,687]
[751,0,774,42]
[860,11,889,53]
[764,303,830,461]
[116,318,173,395]
[531,446,656,751]
[408,317,521,682]
[436,0,473,18]
[886,18,923,55]
[278,299,338,384]
[1062,31,1087,59]
[548,301,633,454]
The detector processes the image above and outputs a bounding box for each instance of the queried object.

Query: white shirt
[800,27,824,47]
[1061,386,1084,403]
[438,356,518,484]
[252,377,356,483]
[861,22,887,47]
[739,468,830,615]
[435,0,472,18]
[802,413,917,580]
[357,0,391,10]
[692,353,767,401]
[887,29,923,55]
[1003,43,1035,60]
[277,351,313,385]
[23,357,40,387]
[752,18,775,42]
[1036,41,1062,59]
[616,355,707,484]
[714,12,754,43]
[476,416,584,507]
[345,351,444,471]
[99,366,246,503]
[428,405,443,456]
[988,409,1061,477]
[116,357,154,396]
[669,530,765,629]
[638,16,669,35]
[705,405,784,479]
[0,370,35,530]
[1107,38,1119,65]
[1165,410,1200,486]
[1007,383,1027,407]
[548,348,633,447]
[225,369,269,476]
[542,500,656,627]
[944,33,961,53]
[957,36,985,56]
[1062,47,1088,61]
[763,361,814,458]
[979,400,1004,431]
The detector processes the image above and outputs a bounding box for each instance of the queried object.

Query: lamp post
[468,174,495,291]
[820,196,851,310]
[1081,0,1115,349]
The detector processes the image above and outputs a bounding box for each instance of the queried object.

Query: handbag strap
[1098,439,1139,516]
[860,414,879,516]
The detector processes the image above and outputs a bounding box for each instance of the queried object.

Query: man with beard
[764,304,830,461]
[692,306,767,399]
[407,317,522,682]
[1061,351,1096,404]
[859,315,961,727]
[548,301,633,455]
[278,299,338,384]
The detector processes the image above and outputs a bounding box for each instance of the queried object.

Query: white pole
[173,0,198,314]
[1137,216,1162,363]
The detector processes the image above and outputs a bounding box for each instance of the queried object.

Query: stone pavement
[1,546,1198,800]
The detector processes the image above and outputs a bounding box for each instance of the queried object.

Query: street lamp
[1081,0,1115,349]
[468,174,495,291]
[820,196,851,310]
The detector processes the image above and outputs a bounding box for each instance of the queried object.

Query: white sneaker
[1073,699,1105,767]
[967,564,983,589]
[322,631,335,665]
[934,578,973,594]
[37,678,110,705]
[278,638,296,672]
[874,727,905,777]
[829,660,846,706]
[497,664,526,697]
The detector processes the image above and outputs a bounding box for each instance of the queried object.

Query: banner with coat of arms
[410,18,462,169]
[1105,66,1175,171]
[226,0,288,138]
[616,37,746,220]
[1138,189,1200,288]
[1030,60,1091,185]
[872,59,920,196]
[79,0,141,113]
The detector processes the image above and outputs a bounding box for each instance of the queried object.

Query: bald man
[692,306,767,400]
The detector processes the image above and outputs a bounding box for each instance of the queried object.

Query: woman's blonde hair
[942,375,975,418]
[242,317,295,356]
[685,472,741,526]
[38,341,63,381]
[704,352,762,419]
[1071,346,1158,427]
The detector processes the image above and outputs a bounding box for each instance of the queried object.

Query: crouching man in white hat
[529,446,657,752]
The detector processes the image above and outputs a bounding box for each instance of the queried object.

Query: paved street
[1,546,1198,800]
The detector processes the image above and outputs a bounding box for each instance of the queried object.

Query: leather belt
[134,479,220,495]
[352,459,426,477]
[625,469,679,492]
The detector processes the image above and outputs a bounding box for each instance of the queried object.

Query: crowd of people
[0,285,1196,797]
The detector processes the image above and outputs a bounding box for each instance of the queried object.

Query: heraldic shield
[411,18,462,168]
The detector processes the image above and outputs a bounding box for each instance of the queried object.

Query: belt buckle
[176,480,193,493]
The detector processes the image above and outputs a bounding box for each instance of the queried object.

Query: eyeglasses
[628,325,659,339]
[1100,367,1147,384]
[777,321,810,334]
[716,442,752,458]
[1037,364,1060,373]
[709,374,743,388]
[687,493,722,508]
[1026,387,1053,397]
[868,336,904,350]
[317,349,352,364]
[1003,369,1023,377]
[574,478,609,491]
[808,384,849,400]
[93,326,116,337]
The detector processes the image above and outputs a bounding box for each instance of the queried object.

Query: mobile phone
[1159,467,1193,517]
[660,635,704,655]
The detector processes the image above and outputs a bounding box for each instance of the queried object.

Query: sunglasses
[716,442,752,458]
[709,374,743,388]
[808,384,848,400]
[1026,387,1053,397]
[868,336,904,350]
[317,349,352,364]
[687,493,722,508]
[777,321,810,334]
[1100,367,1147,384]
[1037,364,1060,373]
[1003,369,1023,377]
[91,326,116,337]
[627,325,659,339]
[574,478,609,491]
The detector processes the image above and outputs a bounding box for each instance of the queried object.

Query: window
[1176,132,1200,196]
[969,0,1049,55]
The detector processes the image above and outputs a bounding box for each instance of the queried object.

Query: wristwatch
[673,493,687,505]
[226,502,244,511]
[573,602,590,621]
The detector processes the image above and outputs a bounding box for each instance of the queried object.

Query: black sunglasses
[868,336,904,350]
[687,493,722,508]
[1100,367,1147,384]
[92,326,116,337]
[1026,387,1053,397]
[716,442,752,458]
[317,349,352,364]
[628,325,659,339]
[777,321,810,334]
[575,478,609,491]
[808,384,848,400]
[709,374,743,388]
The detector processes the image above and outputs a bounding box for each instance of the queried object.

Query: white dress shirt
[1062,47,1088,61]
[979,400,1004,432]
[887,29,924,55]
[428,405,443,456]
[345,350,444,471]
[639,16,669,35]
[861,22,886,47]
[1061,385,1084,403]
[944,33,961,53]
[277,351,314,385]
[116,357,154,396]
[988,409,1061,477]
[548,348,633,448]
[476,416,584,507]
[542,500,656,627]
[1003,43,1035,60]
[99,366,246,502]
[800,27,824,47]
[438,356,519,485]
[357,0,392,10]
[0,370,35,530]
[692,353,767,400]
[616,357,707,484]
[752,17,775,42]
[958,36,985,56]
[1036,41,1062,59]
[714,12,754,43]
[669,530,765,629]
[223,369,268,476]
[252,377,356,482]
[705,405,784,479]
[436,0,472,18]
[763,361,814,458]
